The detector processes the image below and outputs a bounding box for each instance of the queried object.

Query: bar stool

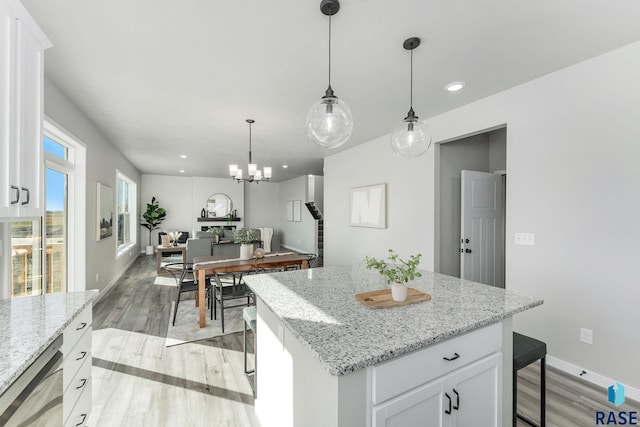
[243,305,257,397]
[513,332,547,427]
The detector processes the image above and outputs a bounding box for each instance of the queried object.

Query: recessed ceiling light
[179,154,187,159]
[282,164,288,168]
[179,169,185,173]
[445,81,465,92]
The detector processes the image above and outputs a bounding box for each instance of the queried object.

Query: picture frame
[349,183,386,229]
[97,182,113,240]
[293,200,301,222]
[286,201,293,221]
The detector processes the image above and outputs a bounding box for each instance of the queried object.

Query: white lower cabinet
[63,305,92,426]
[371,324,502,427]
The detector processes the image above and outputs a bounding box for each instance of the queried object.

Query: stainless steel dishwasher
[0,335,64,426]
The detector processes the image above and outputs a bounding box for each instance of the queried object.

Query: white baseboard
[547,355,640,402]
[93,253,141,304]
[280,244,309,254]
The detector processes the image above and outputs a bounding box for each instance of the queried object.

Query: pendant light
[306,0,353,149]
[229,119,272,184]
[390,37,432,158]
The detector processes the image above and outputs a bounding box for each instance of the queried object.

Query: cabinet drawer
[371,323,501,404]
[63,327,91,392]
[64,376,92,427]
[63,305,92,355]
[63,356,91,424]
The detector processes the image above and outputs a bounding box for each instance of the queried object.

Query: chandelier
[229,119,272,183]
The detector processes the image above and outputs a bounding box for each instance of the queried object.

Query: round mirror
[206,193,233,218]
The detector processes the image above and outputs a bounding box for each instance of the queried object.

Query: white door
[460,171,504,287]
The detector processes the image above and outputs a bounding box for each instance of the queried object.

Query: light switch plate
[515,233,535,246]
[580,328,593,344]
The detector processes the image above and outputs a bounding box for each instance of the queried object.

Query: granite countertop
[0,291,99,396]
[243,265,543,376]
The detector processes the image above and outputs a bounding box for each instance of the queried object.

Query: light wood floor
[91,255,638,426]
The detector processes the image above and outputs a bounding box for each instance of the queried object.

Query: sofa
[186,228,281,263]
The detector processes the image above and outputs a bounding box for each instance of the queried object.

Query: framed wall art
[97,182,113,240]
[349,183,386,229]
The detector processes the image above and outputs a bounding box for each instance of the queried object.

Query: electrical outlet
[95,273,99,282]
[580,328,593,344]
[515,233,535,246]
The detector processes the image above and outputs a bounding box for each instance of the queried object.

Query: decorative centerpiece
[140,196,167,255]
[208,226,224,243]
[168,231,182,247]
[234,228,255,260]
[365,249,422,302]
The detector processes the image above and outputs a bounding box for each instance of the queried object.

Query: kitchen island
[243,265,543,427]
[0,291,98,425]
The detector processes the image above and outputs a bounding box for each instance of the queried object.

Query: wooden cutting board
[355,288,431,309]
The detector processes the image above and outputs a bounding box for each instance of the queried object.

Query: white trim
[546,355,640,402]
[280,244,309,254]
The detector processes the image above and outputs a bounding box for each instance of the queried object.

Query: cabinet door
[0,0,17,217]
[15,17,43,217]
[451,353,501,427]
[372,378,446,427]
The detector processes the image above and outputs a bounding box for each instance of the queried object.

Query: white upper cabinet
[0,0,51,218]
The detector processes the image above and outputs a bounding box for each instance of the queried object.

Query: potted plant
[234,228,255,260]
[365,249,422,302]
[140,196,167,255]
[208,226,224,243]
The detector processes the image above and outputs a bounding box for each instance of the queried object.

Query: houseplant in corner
[234,228,255,260]
[365,249,422,302]
[140,196,167,255]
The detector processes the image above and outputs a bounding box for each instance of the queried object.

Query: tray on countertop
[355,288,431,308]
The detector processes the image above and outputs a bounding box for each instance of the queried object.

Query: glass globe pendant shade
[390,115,432,158]
[306,90,353,149]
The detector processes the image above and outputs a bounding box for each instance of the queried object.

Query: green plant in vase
[365,249,422,301]
[234,228,255,260]
[140,196,167,254]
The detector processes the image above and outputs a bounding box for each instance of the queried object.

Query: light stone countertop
[0,291,99,396]
[243,265,543,376]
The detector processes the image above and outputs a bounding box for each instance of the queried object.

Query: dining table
[193,252,310,327]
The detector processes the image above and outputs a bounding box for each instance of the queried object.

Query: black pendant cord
[409,48,413,110]
[248,122,252,165]
[328,14,332,89]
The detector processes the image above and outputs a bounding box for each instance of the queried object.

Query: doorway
[436,127,507,288]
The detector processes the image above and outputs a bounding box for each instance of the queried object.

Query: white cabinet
[0,0,50,218]
[371,324,502,427]
[63,304,92,427]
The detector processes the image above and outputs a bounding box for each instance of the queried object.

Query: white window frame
[43,118,86,292]
[116,170,137,258]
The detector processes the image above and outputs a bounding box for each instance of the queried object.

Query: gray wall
[44,77,141,294]
[278,176,319,253]
[325,40,640,390]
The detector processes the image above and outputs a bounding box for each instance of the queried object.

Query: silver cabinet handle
[20,187,29,205]
[10,185,19,204]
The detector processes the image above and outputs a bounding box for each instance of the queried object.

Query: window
[116,170,137,256]
[44,120,86,293]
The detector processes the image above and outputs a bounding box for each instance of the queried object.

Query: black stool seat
[513,332,546,427]
[514,333,547,370]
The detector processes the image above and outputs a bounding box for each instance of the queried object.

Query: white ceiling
[22,0,640,182]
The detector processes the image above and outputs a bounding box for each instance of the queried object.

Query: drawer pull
[443,352,460,361]
[76,322,87,330]
[75,351,88,361]
[10,185,20,204]
[76,413,87,426]
[453,388,460,410]
[445,392,452,415]
[76,378,87,389]
[20,187,29,205]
